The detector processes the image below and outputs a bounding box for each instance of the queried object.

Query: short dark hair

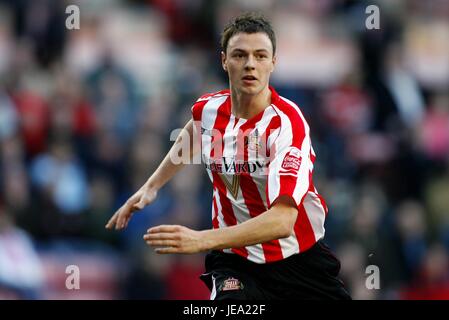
[221,13,276,56]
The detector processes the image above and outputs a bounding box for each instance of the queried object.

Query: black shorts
[200,240,351,300]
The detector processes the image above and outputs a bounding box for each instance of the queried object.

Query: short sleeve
[267,115,312,208]
[191,103,202,122]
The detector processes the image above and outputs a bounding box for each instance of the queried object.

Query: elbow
[278,223,294,239]
[277,211,297,239]
[270,196,299,239]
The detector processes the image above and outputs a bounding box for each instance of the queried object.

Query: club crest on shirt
[244,128,261,152]
[220,277,244,291]
[281,147,302,174]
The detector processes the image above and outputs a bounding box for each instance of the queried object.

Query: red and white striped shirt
[191,86,328,264]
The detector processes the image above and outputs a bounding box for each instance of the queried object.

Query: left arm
[143,196,298,254]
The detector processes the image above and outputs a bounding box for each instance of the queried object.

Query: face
[222,32,276,96]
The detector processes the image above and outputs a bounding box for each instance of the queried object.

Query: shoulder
[191,89,230,121]
[195,89,230,103]
[192,89,230,109]
[272,95,309,134]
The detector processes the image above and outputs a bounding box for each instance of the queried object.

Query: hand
[143,225,206,254]
[105,185,157,230]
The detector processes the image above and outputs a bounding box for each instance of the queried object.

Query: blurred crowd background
[0,0,449,300]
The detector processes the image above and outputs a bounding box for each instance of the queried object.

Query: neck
[230,86,271,119]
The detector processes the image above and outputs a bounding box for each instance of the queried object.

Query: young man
[106,13,351,300]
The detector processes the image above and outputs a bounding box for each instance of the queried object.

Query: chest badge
[245,128,261,152]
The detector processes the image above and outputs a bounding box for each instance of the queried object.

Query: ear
[271,55,277,73]
[221,51,227,72]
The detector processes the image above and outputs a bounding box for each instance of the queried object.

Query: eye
[257,54,268,59]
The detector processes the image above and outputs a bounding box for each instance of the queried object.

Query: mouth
[242,75,258,85]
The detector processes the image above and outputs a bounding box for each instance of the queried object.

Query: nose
[244,54,256,70]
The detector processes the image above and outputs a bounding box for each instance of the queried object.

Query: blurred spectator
[29,139,90,215]
[83,174,120,245]
[417,93,449,162]
[321,73,373,138]
[86,55,139,146]
[11,85,49,159]
[394,201,429,282]
[346,182,387,255]
[48,71,97,164]
[0,89,19,140]
[91,129,127,193]
[399,243,449,300]
[0,203,44,299]
[424,164,449,250]
[383,44,425,129]
[8,0,67,67]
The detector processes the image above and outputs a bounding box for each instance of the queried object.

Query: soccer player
[106,13,351,300]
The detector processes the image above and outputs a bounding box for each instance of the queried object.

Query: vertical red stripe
[192,103,205,122]
[279,175,298,200]
[293,170,317,252]
[210,98,248,258]
[212,173,236,227]
[276,100,306,148]
[294,204,317,252]
[212,172,248,257]
[263,116,281,209]
[212,195,219,229]
[239,115,284,262]
[267,101,306,210]
[192,98,211,155]
[274,98,320,253]
[310,149,316,163]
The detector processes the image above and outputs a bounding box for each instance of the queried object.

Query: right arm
[105,119,199,230]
